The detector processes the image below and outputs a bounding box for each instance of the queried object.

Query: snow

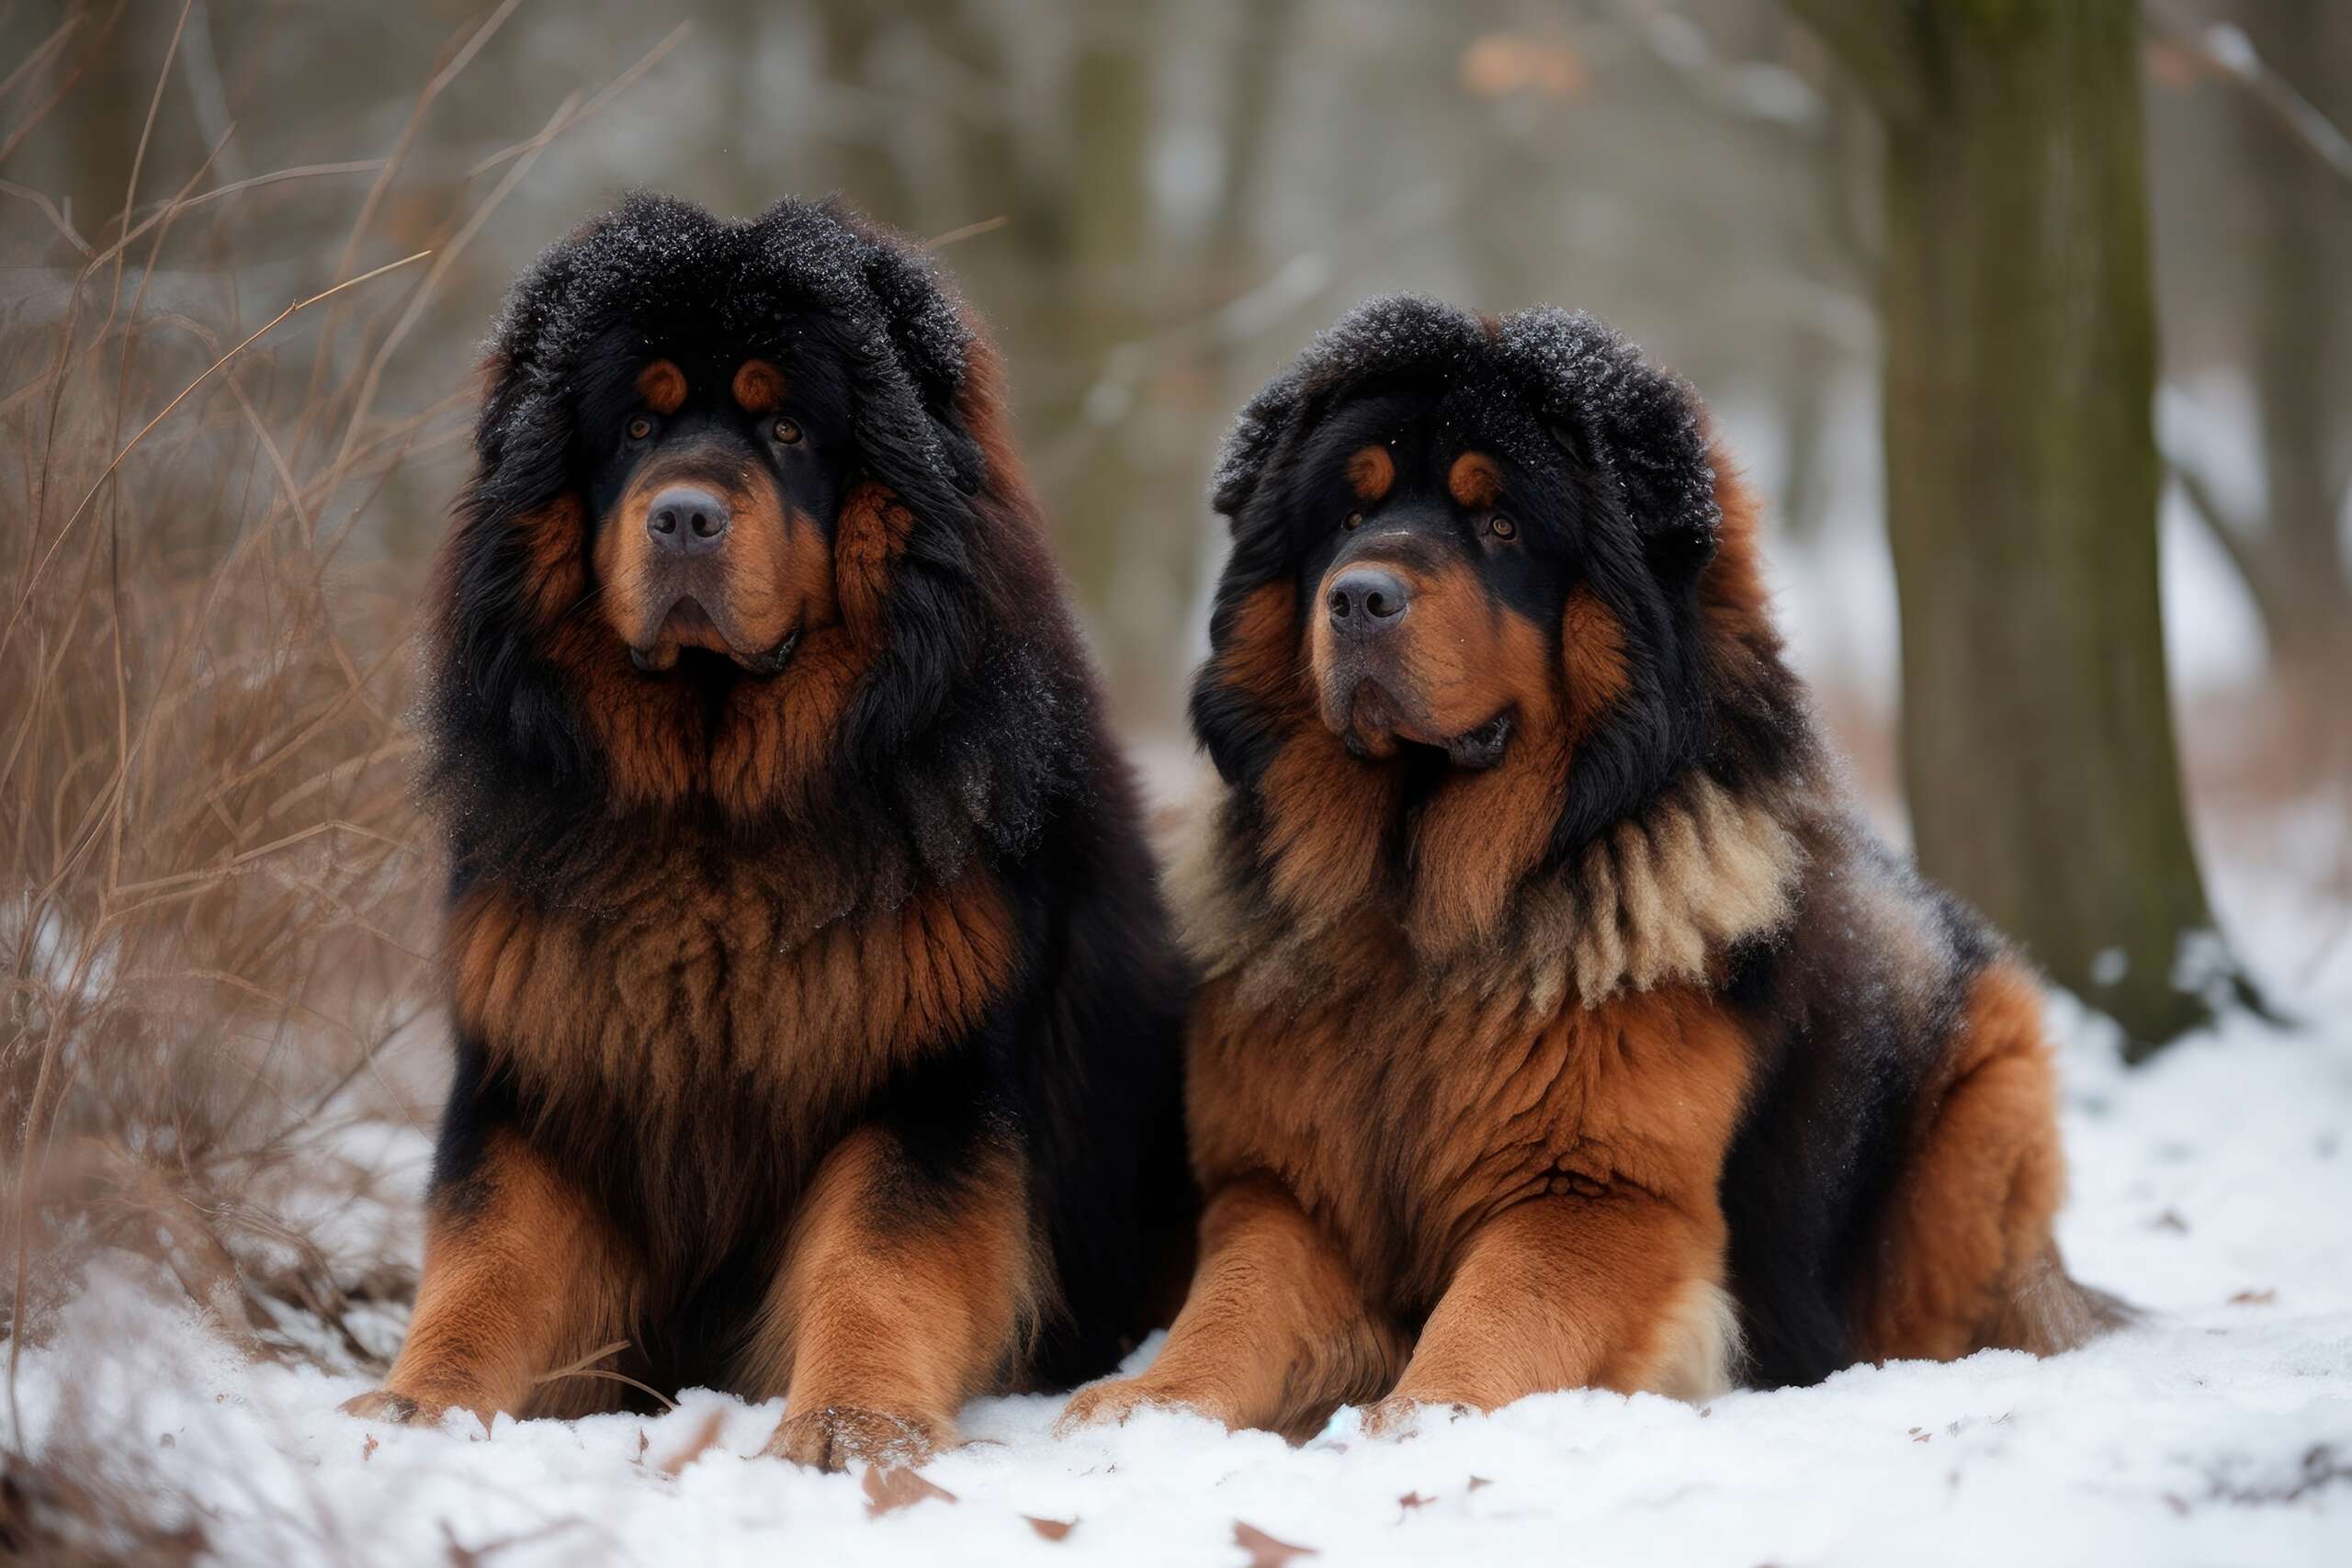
[11,965,2350,1567]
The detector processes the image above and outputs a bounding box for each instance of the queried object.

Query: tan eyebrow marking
[1448,452,1504,510]
[635,360,687,415]
[1343,445,1394,503]
[732,359,787,415]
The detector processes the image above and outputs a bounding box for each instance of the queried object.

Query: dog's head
[429,194,1080,858]
[1193,297,1809,943]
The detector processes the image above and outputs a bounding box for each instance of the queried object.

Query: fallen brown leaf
[441,1522,481,1568]
[1398,1491,1434,1513]
[1025,1517,1075,1541]
[1234,1521,1317,1566]
[2143,38,2209,89]
[2229,1288,2278,1306]
[657,1411,727,1476]
[863,1465,957,1517]
[1458,33,1586,100]
[1466,1475,1493,1492]
[361,1434,378,1462]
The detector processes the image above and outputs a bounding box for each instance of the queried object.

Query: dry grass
[0,7,690,1555]
[1,225,446,1328]
[0,165,440,1381]
[1,122,463,1309]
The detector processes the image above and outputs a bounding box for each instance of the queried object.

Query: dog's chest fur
[1173,773,1802,1312]
[449,856,1016,1128]
[1186,931,1754,1313]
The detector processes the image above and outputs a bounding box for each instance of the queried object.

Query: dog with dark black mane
[1060,295,2123,1441]
[340,194,1190,1470]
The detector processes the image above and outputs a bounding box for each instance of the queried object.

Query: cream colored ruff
[1174,772,1809,1021]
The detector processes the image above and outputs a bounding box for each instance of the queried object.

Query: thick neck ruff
[1176,770,1808,1020]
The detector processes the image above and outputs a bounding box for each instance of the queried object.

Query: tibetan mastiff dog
[342,195,1189,1470]
[1061,296,2120,1440]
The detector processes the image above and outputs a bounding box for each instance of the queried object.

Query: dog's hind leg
[1860,958,2124,1361]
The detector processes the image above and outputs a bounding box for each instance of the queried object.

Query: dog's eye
[1342,511,1364,530]
[626,416,653,442]
[1488,515,1517,540]
[773,419,803,446]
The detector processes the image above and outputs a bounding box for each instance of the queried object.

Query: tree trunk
[1793,0,2237,1056]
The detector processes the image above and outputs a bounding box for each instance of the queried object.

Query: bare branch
[2165,453,2284,636]
[0,179,90,254]
[2145,5,2352,186]
[1779,0,1925,118]
[1610,1,1828,133]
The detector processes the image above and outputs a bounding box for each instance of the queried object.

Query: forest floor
[11,810,2350,1568]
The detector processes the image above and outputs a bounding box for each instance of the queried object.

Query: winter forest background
[1,2,2347,1563]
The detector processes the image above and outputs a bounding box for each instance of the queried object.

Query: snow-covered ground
[11,951,2349,1566]
[12,446,2348,1561]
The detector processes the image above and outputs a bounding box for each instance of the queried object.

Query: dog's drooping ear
[831,201,988,500]
[1210,368,1307,522]
[1210,294,1496,525]
[1498,308,1720,579]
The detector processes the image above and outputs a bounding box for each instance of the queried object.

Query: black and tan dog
[341,195,1190,1470]
[1061,296,2120,1441]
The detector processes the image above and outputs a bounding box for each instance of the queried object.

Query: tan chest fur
[450,863,1016,1124]
[1184,923,1753,1315]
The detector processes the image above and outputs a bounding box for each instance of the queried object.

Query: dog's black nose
[646,487,729,553]
[1327,567,1410,632]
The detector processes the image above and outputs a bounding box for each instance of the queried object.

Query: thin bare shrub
[1,189,447,1355]
[0,14,690,1553]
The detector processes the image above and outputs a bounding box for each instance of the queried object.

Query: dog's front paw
[763,1404,945,1472]
[338,1388,427,1425]
[1360,1393,1471,1439]
[1053,1376,1229,1438]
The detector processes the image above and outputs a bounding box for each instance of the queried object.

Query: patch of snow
[12,828,2351,1565]
[2160,486,2269,697]
[2203,24,2259,79]
[14,987,2349,1566]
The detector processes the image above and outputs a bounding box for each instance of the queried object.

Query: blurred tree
[814,2,911,225]
[1788,0,2245,1057]
[2171,3,2352,700]
[1048,14,1158,716]
[33,5,160,256]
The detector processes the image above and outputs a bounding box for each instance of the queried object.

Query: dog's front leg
[744,1124,1035,1472]
[1366,1190,1737,1433]
[342,1128,639,1429]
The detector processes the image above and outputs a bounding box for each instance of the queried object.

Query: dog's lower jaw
[1443,712,1513,770]
[624,625,800,678]
[737,625,801,677]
